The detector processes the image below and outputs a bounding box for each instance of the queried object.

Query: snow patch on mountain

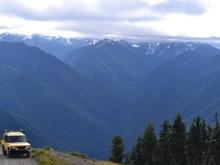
[144,42,161,55]
[132,43,140,48]
[23,34,33,40]
[65,38,72,45]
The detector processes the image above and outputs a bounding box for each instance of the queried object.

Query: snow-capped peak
[132,43,140,48]
[144,42,161,55]
[65,38,72,45]
[23,34,33,40]
[93,40,98,45]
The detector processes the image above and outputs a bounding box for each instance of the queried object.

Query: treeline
[110,114,220,165]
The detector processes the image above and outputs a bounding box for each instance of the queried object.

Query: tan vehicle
[1,130,31,158]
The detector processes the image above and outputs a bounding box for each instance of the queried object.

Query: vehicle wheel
[26,152,30,158]
[8,152,12,158]
[2,147,7,156]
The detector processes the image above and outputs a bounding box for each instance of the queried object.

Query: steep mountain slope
[0,110,60,148]
[136,51,220,120]
[0,63,102,149]
[65,39,149,99]
[0,41,128,158]
[0,33,96,59]
[65,40,220,100]
[117,50,220,147]
[65,40,220,149]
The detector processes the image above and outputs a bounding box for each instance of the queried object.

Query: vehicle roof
[5,131,25,136]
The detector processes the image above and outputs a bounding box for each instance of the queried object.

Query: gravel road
[0,147,38,165]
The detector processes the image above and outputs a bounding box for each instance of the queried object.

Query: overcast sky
[0,0,219,38]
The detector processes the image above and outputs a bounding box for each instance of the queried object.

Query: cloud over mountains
[0,0,217,38]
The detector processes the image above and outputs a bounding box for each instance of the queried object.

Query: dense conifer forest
[110,114,220,165]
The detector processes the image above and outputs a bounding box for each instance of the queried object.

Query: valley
[0,35,220,159]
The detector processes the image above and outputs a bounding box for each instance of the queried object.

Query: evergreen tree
[142,124,158,165]
[130,136,145,165]
[110,136,124,163]
[130,124,157,165]
[187,117,209,165]
[170,114,187,165]
[157,120,172,165]
[212,114,220,164]
[128,114,220,165]
[124,152,130,164]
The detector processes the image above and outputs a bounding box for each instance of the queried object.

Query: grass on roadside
[32,147,121,165]
[69,151,89,159]
[32,148,71,165]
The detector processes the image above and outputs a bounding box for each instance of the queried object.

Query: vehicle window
[2,135,5,140]
[7,136,27,142]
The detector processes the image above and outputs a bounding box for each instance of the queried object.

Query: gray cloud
[0,26,10,30]
[0,0,158,21]
[0,0,209,37]
[0,0,206,21]
[152,0,206,15]
[0,0,34,19]
[57,20,163,38]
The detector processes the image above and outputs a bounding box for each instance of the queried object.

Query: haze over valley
[1,0,220,161]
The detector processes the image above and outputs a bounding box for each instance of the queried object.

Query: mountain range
[0,41,127,158]
[0,34,220,158]
[0,33,97,59]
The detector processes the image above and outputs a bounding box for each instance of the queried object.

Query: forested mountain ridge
[1,39,220,159]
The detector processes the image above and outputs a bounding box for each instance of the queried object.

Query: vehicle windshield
[7,136,27,143]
